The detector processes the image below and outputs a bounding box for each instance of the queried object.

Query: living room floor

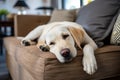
[0,49,11,80]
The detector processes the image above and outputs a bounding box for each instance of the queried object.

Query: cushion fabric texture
[76,0,120,47]
[111,13,120,45]
[49,9,76,23]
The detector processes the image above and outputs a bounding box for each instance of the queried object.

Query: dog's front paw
[21,40,31,46]
[21,39,36,46]
[37,45,50,52]
[82,55,97,75]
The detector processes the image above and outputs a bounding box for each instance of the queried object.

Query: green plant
[0,9,9,15]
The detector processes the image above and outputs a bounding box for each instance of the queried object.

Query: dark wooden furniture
[0,20,14,55]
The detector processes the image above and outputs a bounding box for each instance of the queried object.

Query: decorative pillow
[76,0,120,47]
[49,9,76,23]
[110,14,120,45]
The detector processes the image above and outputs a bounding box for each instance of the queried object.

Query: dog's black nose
[61,48,70,58]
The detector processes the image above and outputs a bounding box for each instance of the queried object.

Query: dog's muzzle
[60,48,72,62]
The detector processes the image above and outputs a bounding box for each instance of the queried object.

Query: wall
[0,0,51,15]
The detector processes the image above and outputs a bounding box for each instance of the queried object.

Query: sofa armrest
[14,15,50,37]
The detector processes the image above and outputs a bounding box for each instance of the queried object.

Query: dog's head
[37,26,84,63]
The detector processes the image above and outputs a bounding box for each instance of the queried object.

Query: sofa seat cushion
[4,37,120,80]
[4,37,120,56]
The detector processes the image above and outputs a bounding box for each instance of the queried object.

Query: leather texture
[4,37,120,80]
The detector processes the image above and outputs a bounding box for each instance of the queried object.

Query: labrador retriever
[21,21,98,75]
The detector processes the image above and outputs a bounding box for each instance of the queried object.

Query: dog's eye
[62,34,69,39]
[49,42,55,45]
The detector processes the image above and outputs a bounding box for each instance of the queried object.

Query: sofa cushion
[4,37,120,56]
[110,13,120,45]
[76,0,120,47]
[3,37,20,56]
[49,9,76,23]
[4,37,120,80]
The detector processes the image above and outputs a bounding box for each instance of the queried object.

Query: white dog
[21,21,98,75]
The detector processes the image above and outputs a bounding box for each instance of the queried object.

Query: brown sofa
[3,14,120,80]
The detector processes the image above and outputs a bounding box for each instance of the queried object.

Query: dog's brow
[49,41,55,45]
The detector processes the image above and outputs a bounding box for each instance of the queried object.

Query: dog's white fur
[21,21,98,75]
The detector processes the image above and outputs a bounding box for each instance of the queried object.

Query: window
[62,0,94,9]
[62,0,80,9]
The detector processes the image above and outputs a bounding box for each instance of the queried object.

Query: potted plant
[0,9,9,21]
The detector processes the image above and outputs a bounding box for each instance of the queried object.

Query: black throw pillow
[76,0,120,47]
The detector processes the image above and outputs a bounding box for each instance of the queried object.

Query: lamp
[13,0,29,15]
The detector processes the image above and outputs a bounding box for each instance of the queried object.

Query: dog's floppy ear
[68,27,84,49]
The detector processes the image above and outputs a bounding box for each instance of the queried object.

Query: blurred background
[0,0,93,15]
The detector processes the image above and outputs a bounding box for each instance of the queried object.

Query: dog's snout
[61,48,70,58]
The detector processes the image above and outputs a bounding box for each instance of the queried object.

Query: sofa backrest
[14,15,50,37]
